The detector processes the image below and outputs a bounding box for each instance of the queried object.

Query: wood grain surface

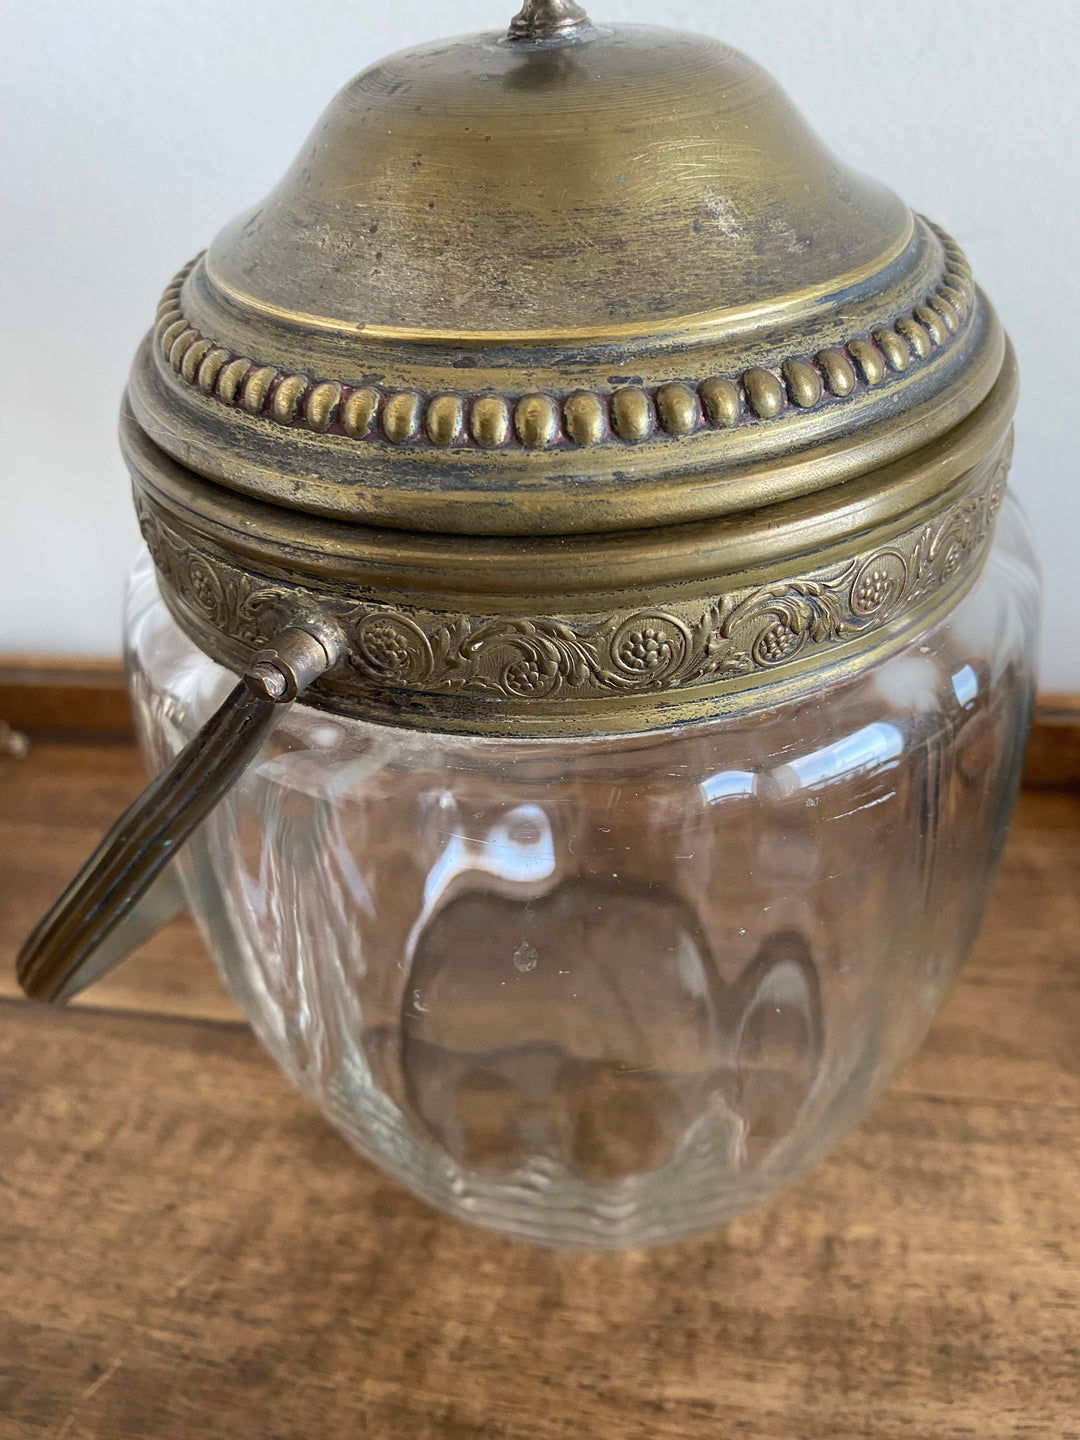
[1,739,1078,1440]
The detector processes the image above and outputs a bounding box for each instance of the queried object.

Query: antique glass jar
[21,0,1039,1248]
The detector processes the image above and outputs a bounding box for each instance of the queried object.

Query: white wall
[3,0,1076,686]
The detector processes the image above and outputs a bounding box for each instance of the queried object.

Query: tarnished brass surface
[507,0,590,41]
[129,22,1001,540]
[124,350,1016,736]
[134,221,992,537]
[122,8,1018,731]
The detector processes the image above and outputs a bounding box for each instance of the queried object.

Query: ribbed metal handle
[17,625,339,1003]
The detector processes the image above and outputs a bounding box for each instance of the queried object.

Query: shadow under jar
[19,2,1040,1248]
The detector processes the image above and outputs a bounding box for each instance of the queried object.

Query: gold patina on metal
[121,5,1018,735]
[152,230,974,452]
[136,442,1009,735]
[124,350,1016,736]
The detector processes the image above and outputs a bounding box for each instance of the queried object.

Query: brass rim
[124,354,1015,737]
[132,220,1001,538]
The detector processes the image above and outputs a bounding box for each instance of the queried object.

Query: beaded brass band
[152,226,973,452]
[125,362,1016,737]
[130,214,1004,540]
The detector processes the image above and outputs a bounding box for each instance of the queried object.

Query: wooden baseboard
[1019,694,1080,790]
[3,656,1079,789]
[0,657,131,740]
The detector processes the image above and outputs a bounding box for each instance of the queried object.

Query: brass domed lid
[130,2,1000,539]
[125,2,1016,736]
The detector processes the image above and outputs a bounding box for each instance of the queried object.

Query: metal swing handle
[17,625,339,1004]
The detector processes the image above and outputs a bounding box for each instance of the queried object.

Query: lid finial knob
[507,0,591,41]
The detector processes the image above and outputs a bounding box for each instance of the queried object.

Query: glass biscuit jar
[21,0,1039,1248]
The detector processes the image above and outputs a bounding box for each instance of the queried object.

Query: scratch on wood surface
[81,1357,123,1401]
[166,1257,211,1301]
[53,1357,123,1437]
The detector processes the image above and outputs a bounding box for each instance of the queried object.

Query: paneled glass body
[125,495,1039,1247]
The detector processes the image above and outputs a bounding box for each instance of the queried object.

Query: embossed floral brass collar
[121,8,1018,735]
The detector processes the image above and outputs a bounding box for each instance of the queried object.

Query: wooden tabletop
[1,738,1078,1440]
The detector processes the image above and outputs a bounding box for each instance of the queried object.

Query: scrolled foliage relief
[135,437,1008,711]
